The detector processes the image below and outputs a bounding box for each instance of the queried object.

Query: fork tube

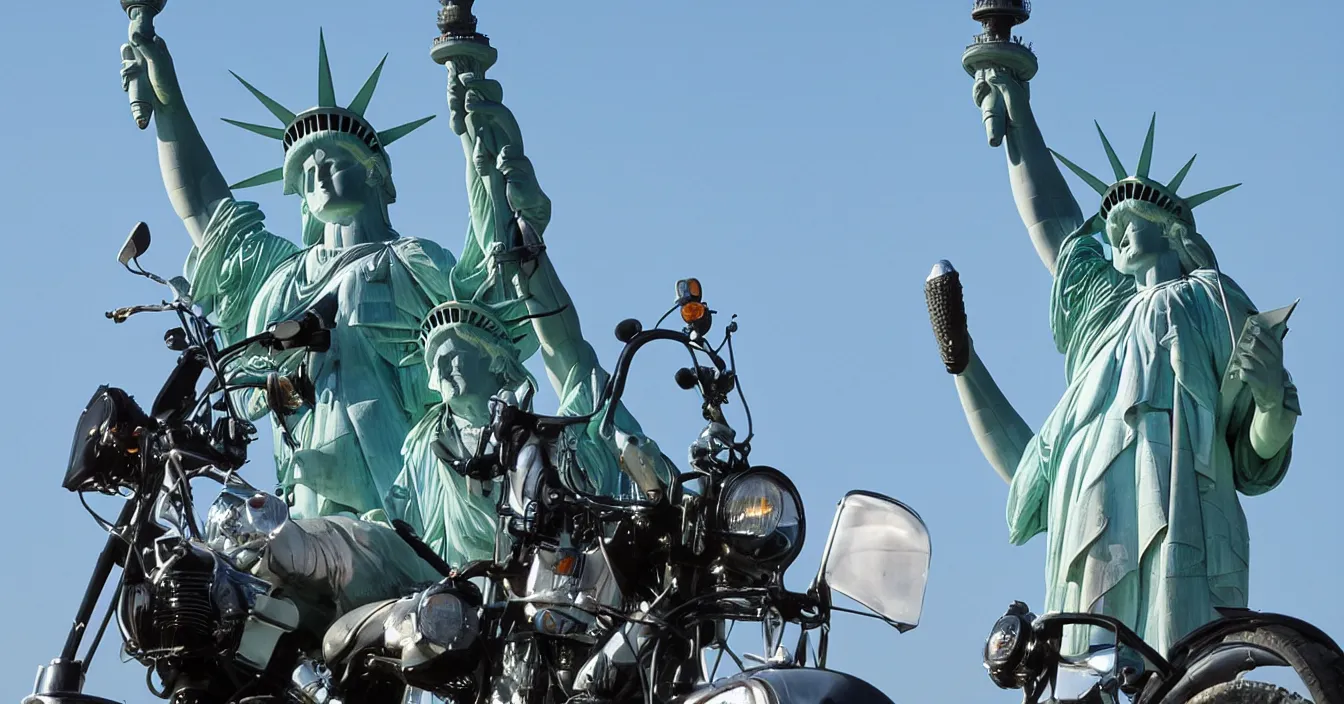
[59,499,136,662]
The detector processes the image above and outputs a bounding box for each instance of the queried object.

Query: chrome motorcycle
[23,223,354,704]
[982,602,1344,703]
[324,280,932,703]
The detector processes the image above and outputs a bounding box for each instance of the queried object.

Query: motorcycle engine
[153,560,216,651]
[121,543,223,657]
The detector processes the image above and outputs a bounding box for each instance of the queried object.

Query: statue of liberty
[387,56,674,567]
[928,20,1302,654]
[117,3,540,522]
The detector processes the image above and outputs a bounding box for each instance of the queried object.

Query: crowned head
[223,31,436,241]
[1052,114,1240,276]
[420,300,534,402]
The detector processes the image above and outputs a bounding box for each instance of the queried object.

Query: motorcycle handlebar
[1033,613,1171,676]
[598,327,727,436]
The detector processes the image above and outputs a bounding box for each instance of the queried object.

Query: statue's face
[1107,211,1171,276]
[300,147,371,225]
[429,332,504,401]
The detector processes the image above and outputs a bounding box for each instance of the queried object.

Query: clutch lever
[106,303,173,323]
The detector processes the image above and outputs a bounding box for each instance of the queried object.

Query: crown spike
[229,167,285,190]
[1095,122,1127,180]
[348,54,388,117]
[1049,149,1110,196]
[1136,113,1156,178]
[1184,183,1241,209]
[222,118,285,140]
[317,30,337,108]
[378,115,437,146]
[1167,154,1198,193]
[229,72,296,125]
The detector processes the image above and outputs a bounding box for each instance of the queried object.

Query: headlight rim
[714,466,806,574]
[983,601,1037,690]
[411,584,479,652]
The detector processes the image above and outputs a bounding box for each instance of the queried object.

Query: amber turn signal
[681,301,708,324]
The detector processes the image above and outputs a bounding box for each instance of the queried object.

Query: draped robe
[1006,236,1298,654]
[393,360,674,567]
[186,198,502,519]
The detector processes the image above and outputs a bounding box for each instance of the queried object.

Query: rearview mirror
[815,491,931,632]
[118,222,152,266]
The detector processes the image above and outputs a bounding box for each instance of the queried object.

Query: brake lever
[106,303,173,323]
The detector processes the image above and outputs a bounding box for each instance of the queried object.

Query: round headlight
[984,601,1035,690]
[717,468,805,573]
[414,590,479,651]
[723,474,787,537]
[985,614,1022,665]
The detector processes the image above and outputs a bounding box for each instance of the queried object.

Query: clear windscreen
[818,492,931,630]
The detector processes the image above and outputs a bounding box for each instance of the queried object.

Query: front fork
[25,501,137,704]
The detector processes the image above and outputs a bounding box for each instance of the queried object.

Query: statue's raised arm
[434,0,552,291]
[119,2,232,245]
[963,2,1082,276]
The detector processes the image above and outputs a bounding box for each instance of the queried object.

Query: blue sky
[1,1,1340,701]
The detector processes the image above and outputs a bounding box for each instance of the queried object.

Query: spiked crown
[1050,115,1240,232]
[224,31,436,197]
[419,298,538,372]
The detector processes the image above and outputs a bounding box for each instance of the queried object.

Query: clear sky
[2,1,1340,701]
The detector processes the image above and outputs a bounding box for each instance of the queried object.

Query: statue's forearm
[1250,404,1296,459]
[522,253,594,394]
[1004,116,1083,276]
[450,66,541,256]
[954,347,1033,484]
[525,253,578,341]
[153,102,232,247]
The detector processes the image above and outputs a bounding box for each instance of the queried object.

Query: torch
[121,0,167,130]
[961,1,1037,147]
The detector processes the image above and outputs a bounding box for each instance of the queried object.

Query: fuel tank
[672,666,896,703]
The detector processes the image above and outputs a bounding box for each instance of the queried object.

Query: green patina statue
[116,0,662,559]
[932,2,1302,655]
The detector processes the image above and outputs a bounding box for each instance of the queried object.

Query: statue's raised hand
[452,69,524,165]
[120,31,181,111]
[973,67,1033,148]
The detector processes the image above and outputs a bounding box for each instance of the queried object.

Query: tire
[1186,680,1308,704]
[1223,626,1344,704]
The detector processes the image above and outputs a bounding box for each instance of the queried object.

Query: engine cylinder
[153,569,215,650]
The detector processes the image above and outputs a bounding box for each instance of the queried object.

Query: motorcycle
[23,222,358,704]
[324,279,933,703]
[981,601,1344,703]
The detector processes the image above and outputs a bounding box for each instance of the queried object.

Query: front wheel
[1186,681,1308,704]
[1226,626,1344,703]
